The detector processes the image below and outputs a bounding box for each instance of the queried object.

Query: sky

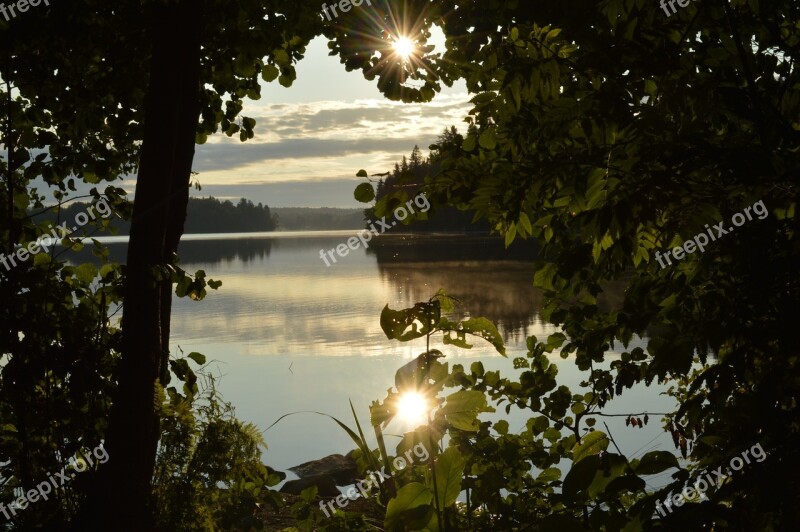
[183,32,471,208]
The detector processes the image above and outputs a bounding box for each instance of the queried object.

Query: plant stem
[427,409,444,532]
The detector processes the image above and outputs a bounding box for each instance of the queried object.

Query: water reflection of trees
[370,235,538,340]
[69,238,273,265]
[377,260,542,342]
[371,235,629,344]
[367,236,538,342]
[367,234,538,262]
[177,238,273,264]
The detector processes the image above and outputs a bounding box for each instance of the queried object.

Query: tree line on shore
[366,128,492,234]
[35,196,277,234]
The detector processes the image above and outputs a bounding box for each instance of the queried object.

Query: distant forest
[36,196,277,235]
[271,207,364,230]
[185,197,276,232]
[35,197,372,235]
[369,127,491,233]
[37,149,493,235]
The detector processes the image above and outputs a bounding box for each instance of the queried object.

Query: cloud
[194,137,423,172]
[37,90,474,208]
[221,93,472,144]
[191,93,473,189]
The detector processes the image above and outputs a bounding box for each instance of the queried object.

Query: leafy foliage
[2,0,798,528]
[379,291,505,357]
[356,0,800,529]
[153,367,283,532]
[340,295,678,530]
[0,187,125,528]
[2,0,454,526]
[356,134,492,233]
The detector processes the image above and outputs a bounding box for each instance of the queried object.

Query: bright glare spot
[396,392,428,425]
[392,37,415,59]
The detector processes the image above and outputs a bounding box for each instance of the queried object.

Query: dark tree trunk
[77,1,203,528]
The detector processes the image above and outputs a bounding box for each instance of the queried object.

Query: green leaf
[462,135,477,152]
[504,222,517,247]
[536,467,561,482]
[74,263,98,284]
[494,419,509,435]
[634,450,680,475]
[66,237,84,252]
[442,330,473,350]
[547,28,562,40]
[547,332,567,349]
[440,317,506,356]
[441,390,493,431]
[588,453,627,498]
[99,263,115,278]
[351,399,384,474]
[370,399,395,428]
[175,276,192,298]
[479,129,497,150]
[385,482,433,528]
[272,49,290,66]
[299,485,318,503]
[432,447,466,508]
[434,289,456,313]
[544,427,561,442]
[380,302,439,342]
[519,212,532,233]
[563,454,600,501]
[186,352,206,365]
[773,203,794,220]
[170,359,192,382]
[533,263,557,291]
[34,253,52,267]
[531,415,549,434]
[354,182,376,203]
[262,64,279,82]
[394,351,445,393]
[659,293,677,308]
[572,431,609,463]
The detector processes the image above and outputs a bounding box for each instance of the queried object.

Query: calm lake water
[103,231,675,487]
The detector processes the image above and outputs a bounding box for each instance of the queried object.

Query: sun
[392,37,415,60]
[396,391,429,425]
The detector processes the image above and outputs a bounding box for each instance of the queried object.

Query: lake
[103,231,676,487]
